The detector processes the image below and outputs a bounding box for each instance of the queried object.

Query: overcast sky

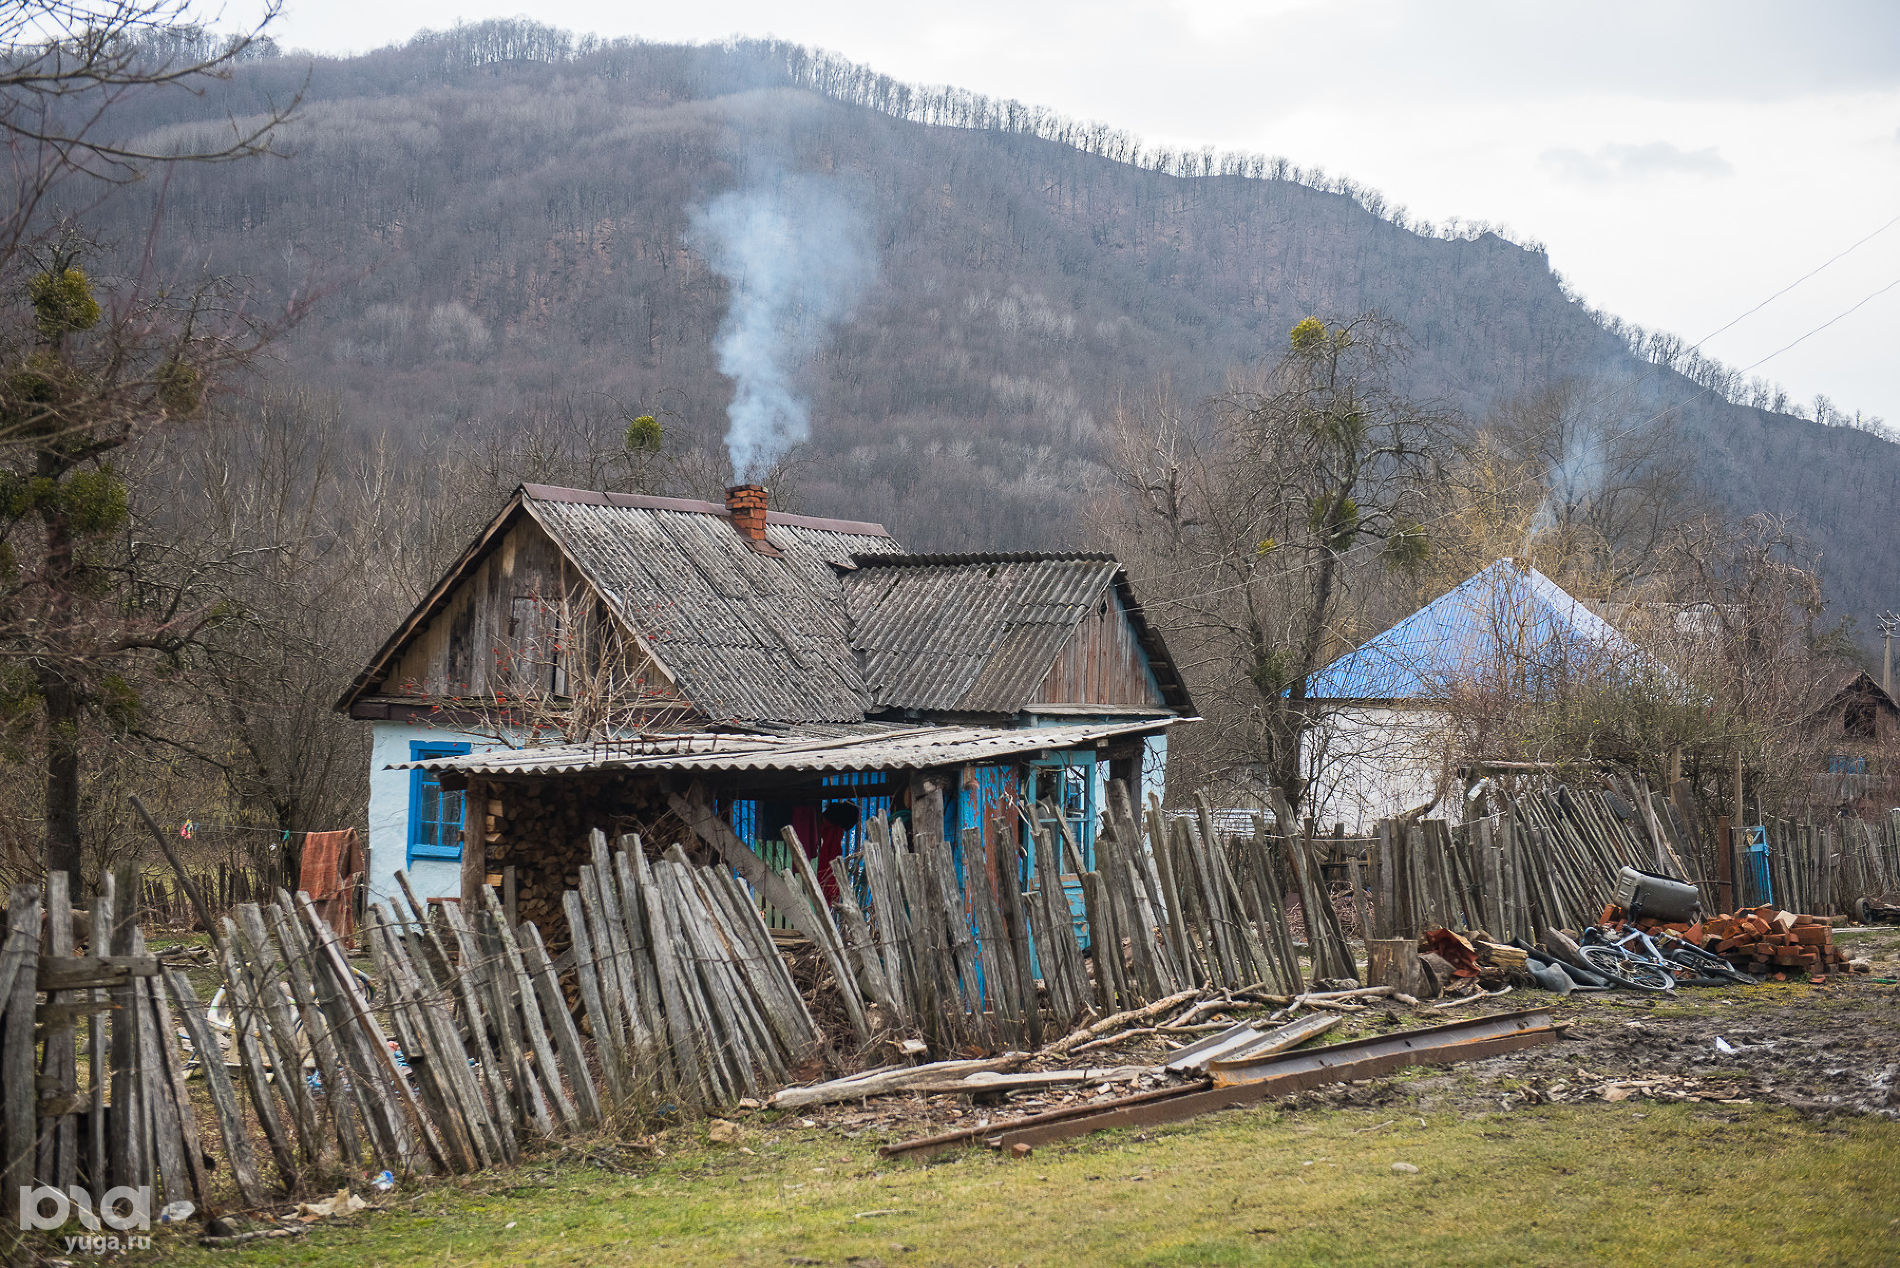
[276,1,1900,425]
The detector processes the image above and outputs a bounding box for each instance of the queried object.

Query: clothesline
[171,819,342,841]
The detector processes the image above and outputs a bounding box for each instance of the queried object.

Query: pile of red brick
[1704,907,1865,982]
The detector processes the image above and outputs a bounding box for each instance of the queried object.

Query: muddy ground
[765,926,1900,1147]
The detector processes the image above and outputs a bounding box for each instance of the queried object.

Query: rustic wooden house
[1805,668,1900,812]
[337,483,1192,927]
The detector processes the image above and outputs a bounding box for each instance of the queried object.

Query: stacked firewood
[484,776,690,948]
[1702,907,1866,980]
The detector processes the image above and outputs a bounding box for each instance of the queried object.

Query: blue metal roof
[1305,559,1643,701]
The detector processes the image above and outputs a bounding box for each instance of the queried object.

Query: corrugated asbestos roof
[1305,559,1644,701]
[395,719,1176,778]
[842,554,1124,713]
[524,491,890,724]
[339,484,1192,726]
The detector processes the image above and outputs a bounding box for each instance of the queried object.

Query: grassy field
[127,1099,1899,1268]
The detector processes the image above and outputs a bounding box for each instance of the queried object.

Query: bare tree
[1094,316,1454,810]
[0,0,296,273]
[0,0,295,883]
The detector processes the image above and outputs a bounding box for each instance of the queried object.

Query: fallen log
[1041,988,1200,1058]
[768,1053,1031,1109]
[1069,1026,1158,1055]
[899,1066,1150,1095]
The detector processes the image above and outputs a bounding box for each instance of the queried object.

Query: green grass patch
[126,1101,1900,1267]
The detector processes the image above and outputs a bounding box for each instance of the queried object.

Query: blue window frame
[1828,753,1867,775]
[409,742,471,864]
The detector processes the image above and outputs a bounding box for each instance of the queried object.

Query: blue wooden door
[1026,752,1096,950]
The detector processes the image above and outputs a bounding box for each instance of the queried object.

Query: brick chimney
[725,483,777,553]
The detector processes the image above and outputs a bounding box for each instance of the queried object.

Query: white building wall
[366,720,499,908]
[1301,705,1453,832]
[1139,733,1168,811]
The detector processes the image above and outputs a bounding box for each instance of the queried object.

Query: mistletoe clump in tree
[0,235,226,881]
[1096,315,1449,809]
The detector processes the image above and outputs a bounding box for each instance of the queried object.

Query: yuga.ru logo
[17,1185,155,1254]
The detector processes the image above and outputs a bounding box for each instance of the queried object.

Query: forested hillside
[93,24,1900,635]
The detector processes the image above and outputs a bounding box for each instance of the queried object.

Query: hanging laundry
[300,827,365,941]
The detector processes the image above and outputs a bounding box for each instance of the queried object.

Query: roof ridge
[519,483,893,538]
[852,550,1118,566]
[1305,557,1642,702]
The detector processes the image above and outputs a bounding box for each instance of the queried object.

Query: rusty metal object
[876,1081,1207,1159]
[1206,1007,1555,1087]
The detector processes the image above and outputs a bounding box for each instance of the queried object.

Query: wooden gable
[360,509,685,714]
[1033,589,1169,711]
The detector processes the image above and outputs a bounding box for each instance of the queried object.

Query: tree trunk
[1269,545,1342,814]
[42,672,83,884]
[39,482,83,885]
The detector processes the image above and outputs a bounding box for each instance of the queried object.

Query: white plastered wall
[366,720,497,909]
[1301,704,1453,832]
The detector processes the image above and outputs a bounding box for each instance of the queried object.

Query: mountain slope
[96,30,1900,636]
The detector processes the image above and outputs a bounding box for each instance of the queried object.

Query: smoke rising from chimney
[689,171,875,480]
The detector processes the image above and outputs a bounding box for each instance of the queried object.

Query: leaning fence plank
[780,826,872,1041]
[634,853,727,1103]
[479,887,580,1131]
[383,901,504,1169]
[712,869,819,1053]
[612,846,674,1082]
[830,857,900,1019]
[109,862,143,1192]
[276,891,402,1170]
[267,896,365,1168]
[585,835,645,1061]
[444,900,546,1142]
[364,916,470,1170]
[217,927,299,1189]
[701,867,817,1060]
[660,858,768,1092]
[366,911,478,1173]
[298,891,446,1172]
[147,961,211,1205]
[2,885,42,1205]
[133,955,191,1205]
[233,907,327,1168]
[163,965,265,1206]
[521,920,603,1127]
[576,861,635,1068]
[563,888,626,1105]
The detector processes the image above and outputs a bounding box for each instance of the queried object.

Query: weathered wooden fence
[1363,790,1900,943]
[758,783,1358,1057]
[1740,812,1900,914]
[2,869,218,1218]
[563,833,823,1111]
[30,776,1892,1231]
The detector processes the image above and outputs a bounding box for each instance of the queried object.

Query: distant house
[337,483,1192,918]
[1300,558,1648,829]
[1804,668,1900,812]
